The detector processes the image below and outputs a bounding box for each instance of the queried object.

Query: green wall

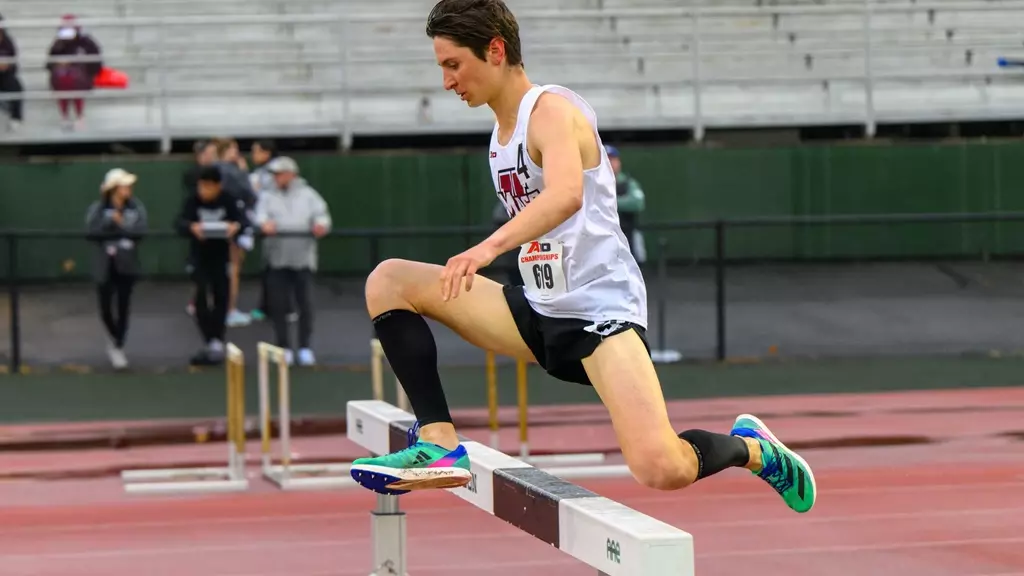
[2,140,1023,280]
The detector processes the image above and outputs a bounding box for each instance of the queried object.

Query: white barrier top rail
[346,400,695,576]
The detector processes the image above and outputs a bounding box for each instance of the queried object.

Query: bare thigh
[581,329,695,486]
[366,259,536,363]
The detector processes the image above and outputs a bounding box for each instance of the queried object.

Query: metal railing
[0,2,1022,146]
[5,209,1024,374]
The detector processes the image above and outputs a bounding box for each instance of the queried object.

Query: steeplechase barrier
[120,343,249,494]
[347,399,695,576]
[257,342,354,490]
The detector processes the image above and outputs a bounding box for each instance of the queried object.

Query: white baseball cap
[100,168,138,192]
[267,156,299,174]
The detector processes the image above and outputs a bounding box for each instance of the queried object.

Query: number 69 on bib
[518,239,567,301]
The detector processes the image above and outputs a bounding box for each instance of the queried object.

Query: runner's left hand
[441,242,500,301]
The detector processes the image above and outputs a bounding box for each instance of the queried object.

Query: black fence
[5,210,1024,374]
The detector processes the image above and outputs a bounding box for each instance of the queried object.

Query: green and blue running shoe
[350,421,472,495]
[730,413,817,513]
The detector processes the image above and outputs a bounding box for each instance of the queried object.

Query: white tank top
[488,84,647,329]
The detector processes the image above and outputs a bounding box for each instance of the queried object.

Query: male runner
[351,0,816,513]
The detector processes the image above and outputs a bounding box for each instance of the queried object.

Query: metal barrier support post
[370,493,407,576]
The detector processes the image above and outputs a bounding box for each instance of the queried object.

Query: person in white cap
[254,156,332,366]
[85,168,148,370]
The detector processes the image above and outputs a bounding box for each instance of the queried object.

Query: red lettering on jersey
[526,241,541,254]
[498,170,526,199]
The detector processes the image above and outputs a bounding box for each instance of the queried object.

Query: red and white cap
[56,14,78,39]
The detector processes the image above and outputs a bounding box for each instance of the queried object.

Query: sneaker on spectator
[297,348,316,366]
[107,341,128,370]
[249,309,266,322]
[226,309,251,327]
[191,340,226,366]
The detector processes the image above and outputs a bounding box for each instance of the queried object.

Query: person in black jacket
[176,166,254,366]
[0,14,23,129]
[181,139,218,317]
[85,168,148,370]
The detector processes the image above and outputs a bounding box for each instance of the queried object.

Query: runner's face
[433,36,499,108]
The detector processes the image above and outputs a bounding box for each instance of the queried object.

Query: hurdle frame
[120,343,249,494]
[483,350,608,468]
[257,342,353,490]
[348,399,695,576]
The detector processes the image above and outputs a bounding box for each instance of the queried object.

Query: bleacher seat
[0,0,1021,145]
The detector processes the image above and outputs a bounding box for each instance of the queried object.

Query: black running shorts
[502,285,651,386]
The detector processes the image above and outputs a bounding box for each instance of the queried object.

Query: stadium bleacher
[0,0,1021,145]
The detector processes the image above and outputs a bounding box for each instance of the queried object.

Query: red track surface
[2,388,1024,575]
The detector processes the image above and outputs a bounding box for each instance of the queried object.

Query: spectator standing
[176,166,254,366]
[249,140,278,195]
[247,139,279,323]
[212,137,257,328]
[85,168,148,370]
[254,157,331,366]
[182,139,218,198]
[0,14,23,131]
[182,139,218,317]
[46,14,101,131]
[606,145,647,265]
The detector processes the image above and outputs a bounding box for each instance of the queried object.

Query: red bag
[93,66,129,89]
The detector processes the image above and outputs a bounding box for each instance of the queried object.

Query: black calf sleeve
[372,309,453,427]
[678,429,751,481]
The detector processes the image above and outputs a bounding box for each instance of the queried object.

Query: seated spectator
[46,14,101,131]
[0,14,22,130]
[85,169,148,370]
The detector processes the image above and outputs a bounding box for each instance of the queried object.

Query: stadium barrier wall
[6,210,1024,373]
[2,141,1024,280]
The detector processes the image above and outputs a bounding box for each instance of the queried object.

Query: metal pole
[714,221,726,361]
[862,0,876,138]
[340,16,354,151]
[370,494,407,576]
[690,0,704,142]
[369,236,381,269]
[657,235,668,352]
[7,235,20,374]
[650,236,681,363]
[156,14,171,153]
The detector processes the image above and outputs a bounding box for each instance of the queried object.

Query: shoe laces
[406,420,421,448]
[759,442,794,494]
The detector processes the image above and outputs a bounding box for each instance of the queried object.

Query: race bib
[518,239,566,300]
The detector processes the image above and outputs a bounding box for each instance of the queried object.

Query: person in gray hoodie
[254,156,332,366]
[85,168,148,370]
